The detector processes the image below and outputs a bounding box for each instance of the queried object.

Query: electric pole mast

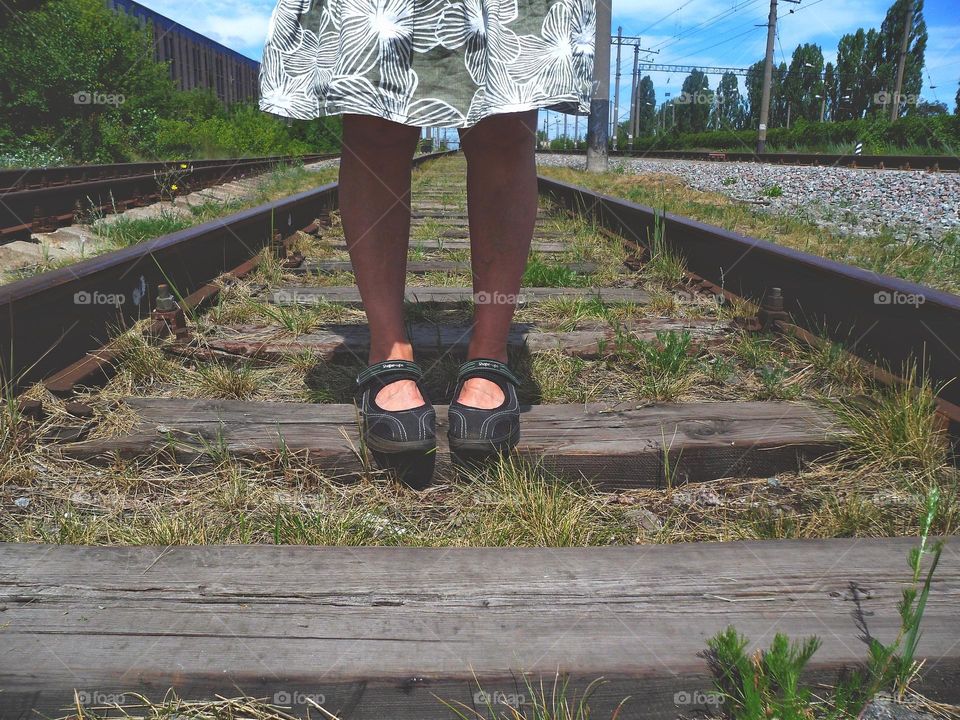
[890,0,914,122]
[587,0,611,172]
[612,26,622,149]
[756,0,799,153]
[629,45,639,148]
[756,0,778,154]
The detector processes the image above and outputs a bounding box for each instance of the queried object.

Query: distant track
[0,153,338,243]
[541,148,959,172]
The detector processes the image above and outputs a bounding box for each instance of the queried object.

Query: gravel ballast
[536,153,960,243]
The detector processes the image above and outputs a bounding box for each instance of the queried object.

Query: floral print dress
[258,0,596,127]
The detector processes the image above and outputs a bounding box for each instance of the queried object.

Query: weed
[643,208,687,286]
[704,487,948,718]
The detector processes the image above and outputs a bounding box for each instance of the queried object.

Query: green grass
[705,487,948,718]
[537,165,960,295]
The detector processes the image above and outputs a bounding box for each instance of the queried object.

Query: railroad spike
[151,283,189,340]
[758,286,791,329]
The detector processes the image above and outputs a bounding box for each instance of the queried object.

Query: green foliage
[707,627,822,720]
[0,0,340,165]
[706,486,947,719]
[633,114,960,154]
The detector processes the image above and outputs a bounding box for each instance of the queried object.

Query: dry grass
[537,163,960,295]
[3,153,957,550]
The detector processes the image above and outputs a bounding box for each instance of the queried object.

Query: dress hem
[258,95,592,129]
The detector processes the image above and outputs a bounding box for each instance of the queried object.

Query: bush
[632,114,960,154]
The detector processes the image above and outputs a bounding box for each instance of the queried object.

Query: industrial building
[106,0,260,106]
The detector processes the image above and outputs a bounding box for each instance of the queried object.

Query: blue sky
[140,0,958,128]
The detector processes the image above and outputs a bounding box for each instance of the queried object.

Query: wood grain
[59,399,849,487]
[192,319,734,361]
[289,260,602,275]
[2,538,958,719]
[265,286,651,307]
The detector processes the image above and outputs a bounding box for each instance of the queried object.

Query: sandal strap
[456,358,520,387]
[356,359,423,387]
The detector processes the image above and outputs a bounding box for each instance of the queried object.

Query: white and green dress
[257,0,596,127]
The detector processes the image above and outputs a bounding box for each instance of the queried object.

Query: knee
[460,111,537,157]
[342,113,420,157]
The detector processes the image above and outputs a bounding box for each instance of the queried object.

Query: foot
[375,379,426,411]
[455,376,505,409]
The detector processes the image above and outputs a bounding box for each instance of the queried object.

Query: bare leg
[339,113,424,410]
[456,109,539,408]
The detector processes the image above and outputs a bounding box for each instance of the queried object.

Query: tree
[675,69,712,133]
[874,0,926,118]
[745,60,765,128]
[955,79,960,115]
[783,44,824,124]
[769,62,788,128]
[0,0,176,160]
[834,28,878,120]
[913,100,947,116]
[635,75,657,135]
[822,62,837,121]
[712,72,744,130]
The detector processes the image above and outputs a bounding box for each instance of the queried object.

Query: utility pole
[756,0,778,153]
[628,45,639,149]
[586,0,611,172]
[891,0,914,122]
[756,0,799,153]
[612,26,622,149]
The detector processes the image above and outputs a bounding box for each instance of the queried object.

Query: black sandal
[355,360,436,455]
[447,358,521,458]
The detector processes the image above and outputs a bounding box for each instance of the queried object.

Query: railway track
[543,148,959,172]
[0,153,337,243]
[1,151,957,719]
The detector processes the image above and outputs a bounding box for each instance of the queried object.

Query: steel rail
[539,174,960,426]
[0,151,456,392]
[0,154,338,242]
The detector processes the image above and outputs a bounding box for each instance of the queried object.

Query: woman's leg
[339,113,424,410]
[457,109,539,408]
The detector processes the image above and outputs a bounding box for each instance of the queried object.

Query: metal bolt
[155,283,176,312]
[764,287,784,312]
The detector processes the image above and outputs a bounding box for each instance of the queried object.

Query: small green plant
[706,628,821,720]
[616,328,696,401]
[703,354,735,384]
[252,300,323,335]
[644,208,687,285]
[154,162,192,202]
[862,486,945,699]
[722,177,738,186]
[704,487,947,719]
[761,184,784,198]
[523,257,587,287]
[755,362,800,400]
[440,673,628,720]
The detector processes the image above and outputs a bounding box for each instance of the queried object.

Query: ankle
[369,342,414,365]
